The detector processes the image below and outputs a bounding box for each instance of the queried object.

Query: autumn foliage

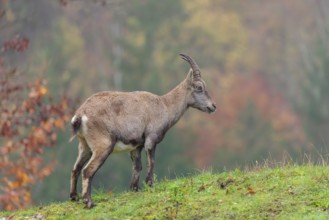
[0,39,73,210]
[185,73,306,168]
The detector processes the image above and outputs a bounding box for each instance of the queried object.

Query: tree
[0,5,74,210]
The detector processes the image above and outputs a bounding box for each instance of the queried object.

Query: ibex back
[70,54,216,208]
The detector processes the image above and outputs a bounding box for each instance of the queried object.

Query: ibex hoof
[84,200,96,209]
[146,178,154,187]
[70,193,79,202]
[83,197,96,209]
[130,185,140,192]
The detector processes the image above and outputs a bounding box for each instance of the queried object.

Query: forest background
[1,0,329,210]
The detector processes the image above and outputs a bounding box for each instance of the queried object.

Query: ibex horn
[179,53,201,80]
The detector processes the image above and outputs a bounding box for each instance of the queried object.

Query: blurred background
[1,0,329,209]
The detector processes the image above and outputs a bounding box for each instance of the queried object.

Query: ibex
[69,54,216,208]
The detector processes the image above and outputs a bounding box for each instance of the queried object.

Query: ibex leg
[81,138,114,208]
[130,146,143,191]
[145,140,156,187]
[70,138,91,201]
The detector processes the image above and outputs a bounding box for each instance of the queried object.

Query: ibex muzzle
[69,54,216,208]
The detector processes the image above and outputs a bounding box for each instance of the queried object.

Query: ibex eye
[195,85,203,92]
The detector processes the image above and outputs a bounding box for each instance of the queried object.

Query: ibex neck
[161,80,189,128]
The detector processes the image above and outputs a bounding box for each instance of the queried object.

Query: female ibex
[70,54,216,208]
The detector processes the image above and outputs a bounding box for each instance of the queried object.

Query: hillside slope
[1,165,329,219]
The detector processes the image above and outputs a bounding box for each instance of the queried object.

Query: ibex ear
[186,68,194,85]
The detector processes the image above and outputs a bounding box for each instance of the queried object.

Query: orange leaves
[237,187,257,195]
[34,127,48,145]
[29,86,47,98]
[29,80,48,98]
[1,35,29,53]
[40,165,54,178]
[40,86,48,96]
[15,169,30,187]
[41,120,53,133]
[246,187,256,195]
[0,141,16,154]
[54,118,65,129]
[0,28,75,211]
[0,64,74,211]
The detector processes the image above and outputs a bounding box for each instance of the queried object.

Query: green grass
[1,164,329,219]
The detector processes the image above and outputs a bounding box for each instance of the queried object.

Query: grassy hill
[1,164,329,219]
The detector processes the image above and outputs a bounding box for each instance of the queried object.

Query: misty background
[1,0,329,205]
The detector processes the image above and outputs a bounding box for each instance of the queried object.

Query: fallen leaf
[246,187,256,195]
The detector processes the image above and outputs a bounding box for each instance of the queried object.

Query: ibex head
[180,53,216,113]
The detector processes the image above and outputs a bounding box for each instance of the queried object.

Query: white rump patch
[71,115,77,124]
[113,141,137,154]
[81,115,88,135]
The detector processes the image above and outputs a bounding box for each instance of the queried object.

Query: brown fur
[69,54,216,208]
